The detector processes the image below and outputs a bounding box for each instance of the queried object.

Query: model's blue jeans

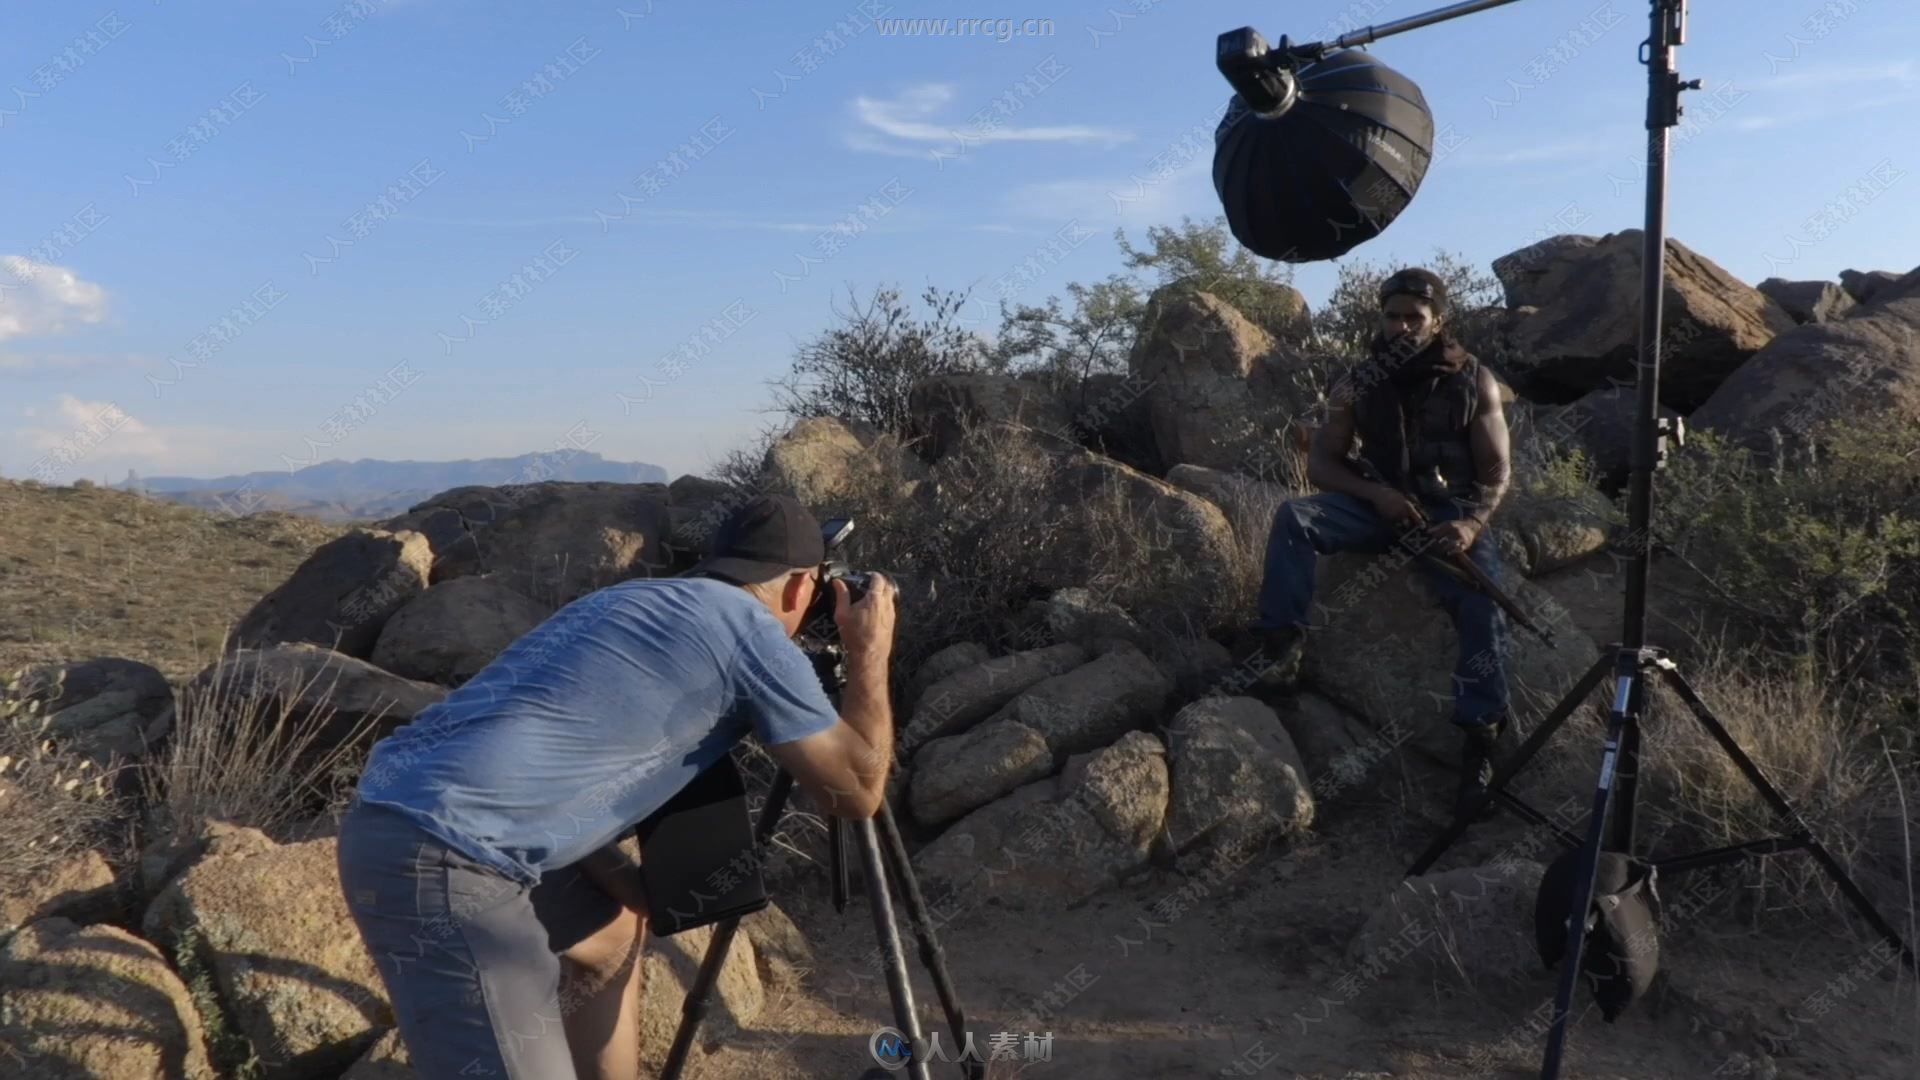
[1256,491,1512,728]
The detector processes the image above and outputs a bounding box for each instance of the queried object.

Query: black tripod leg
[832,815,851,912]
[1656,662,1920,977]
[661,771,796,1080]
[875,800,984,1080]
[1540,649,1640,1080]
[856,816,934,1080]
[1407,648,1613,877]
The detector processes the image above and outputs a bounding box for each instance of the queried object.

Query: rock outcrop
[1491,231,1796,410]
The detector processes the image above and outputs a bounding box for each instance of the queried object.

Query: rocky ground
[5,233,1919,1078]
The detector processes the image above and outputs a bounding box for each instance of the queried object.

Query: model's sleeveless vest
[1353,349,1481,503]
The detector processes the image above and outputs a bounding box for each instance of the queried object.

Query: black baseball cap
[1378,267,1449,313]
[690,494,826,585]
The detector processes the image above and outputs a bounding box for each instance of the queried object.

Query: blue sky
[3,0,1916,484]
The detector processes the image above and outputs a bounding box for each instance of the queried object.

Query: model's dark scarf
[1365,331,1470,387]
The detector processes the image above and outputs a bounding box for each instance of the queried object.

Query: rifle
[1393,497,1559,650]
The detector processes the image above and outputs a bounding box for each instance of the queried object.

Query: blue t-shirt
[354,575,841,885]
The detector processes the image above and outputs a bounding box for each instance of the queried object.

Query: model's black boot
[1454,713,1508,821]
[1232,624,1305,692]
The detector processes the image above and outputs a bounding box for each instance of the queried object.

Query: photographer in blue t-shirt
[335,493,898,1080]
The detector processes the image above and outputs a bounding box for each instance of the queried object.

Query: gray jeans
[336,798,625,1079]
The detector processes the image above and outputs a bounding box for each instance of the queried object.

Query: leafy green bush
[1646,411,1920,694]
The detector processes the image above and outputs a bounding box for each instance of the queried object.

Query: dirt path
[662,782,1920,1080]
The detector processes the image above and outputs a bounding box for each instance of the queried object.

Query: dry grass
[1635,636,1920,929]
[0,698,129,894]
[141,647,384,844]
[0,479,349,686]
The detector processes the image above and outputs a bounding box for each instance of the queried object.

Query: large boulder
[906,372,1072,463]
[368,575,551,686]
[899,642,1088,755]
[904,641,991,706]
[1536,385,1684,480]
[761,416,928,513]
[1491,231,1797,410]
[7,656,175,773]
[226,529,435,659]
[974,641,1172,761]
[913,730,1169,910]
[1128,286,1314,473]
[1492,235,1603,308]
[1163,696,1314,865]
[909,719,1054,827]
[1,849,123,944]
[1299,542,1603,780]
[379,482,675,607]
[1840,268,1902,305]
[0,918,216,1079]
[1758,278,1856,324]
[909,642,1171,825]
[1163,464,1292,546]
[1689,294,1920,450]
[1031,449,1240,606]
[1067,371,1161,474]
[188,645,446,779]
[143,835,393,1080]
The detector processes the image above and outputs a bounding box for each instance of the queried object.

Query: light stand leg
[1653,661,1919,976]
[1539,649,1644,1079]
[1406,649,1613,877]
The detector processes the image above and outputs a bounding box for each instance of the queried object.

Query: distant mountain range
[118,452,670,522]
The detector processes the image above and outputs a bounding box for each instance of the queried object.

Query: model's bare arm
[1464,365,1512,528]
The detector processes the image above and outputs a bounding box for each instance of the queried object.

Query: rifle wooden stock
[1397,505,1558,650]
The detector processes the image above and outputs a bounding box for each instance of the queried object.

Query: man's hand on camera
[832,572,897,663]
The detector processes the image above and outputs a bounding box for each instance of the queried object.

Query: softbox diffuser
[1212,47,1435,263]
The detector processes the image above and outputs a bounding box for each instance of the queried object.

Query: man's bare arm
[764,662,892,820]
[1464,366,1513,527]
[1307,393,1392,502]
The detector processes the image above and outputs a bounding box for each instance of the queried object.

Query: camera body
[798,518,880,693]
[805,517,872,621]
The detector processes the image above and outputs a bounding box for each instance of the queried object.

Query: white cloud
[7,394,168,480]
[1757,60,1918,91]
[850,83,1132,153]
[0,256,110,342]
[0,351,149,372]
[401,209,839,232]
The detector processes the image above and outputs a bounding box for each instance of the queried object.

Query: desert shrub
[806,420,1069,676]
[0,677,127,893]
[1115,215,1304,341]
[1645,411,1920,692]
[140,653,381,843]
[766,284,997,437]
[1309,248,1505,360]
[1635,636,1920,927]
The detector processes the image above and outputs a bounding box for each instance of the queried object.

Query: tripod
[658,648,984,1080]
[1385,2,1920,1077]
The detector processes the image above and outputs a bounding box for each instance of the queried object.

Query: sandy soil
[659,770,1920,1080]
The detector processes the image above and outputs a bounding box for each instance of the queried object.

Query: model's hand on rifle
[1368,487,1423,529]
[1427,518,1481,556]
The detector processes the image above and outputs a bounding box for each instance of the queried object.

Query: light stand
[1221,3,1918,1079]
[656,643,983,1080]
